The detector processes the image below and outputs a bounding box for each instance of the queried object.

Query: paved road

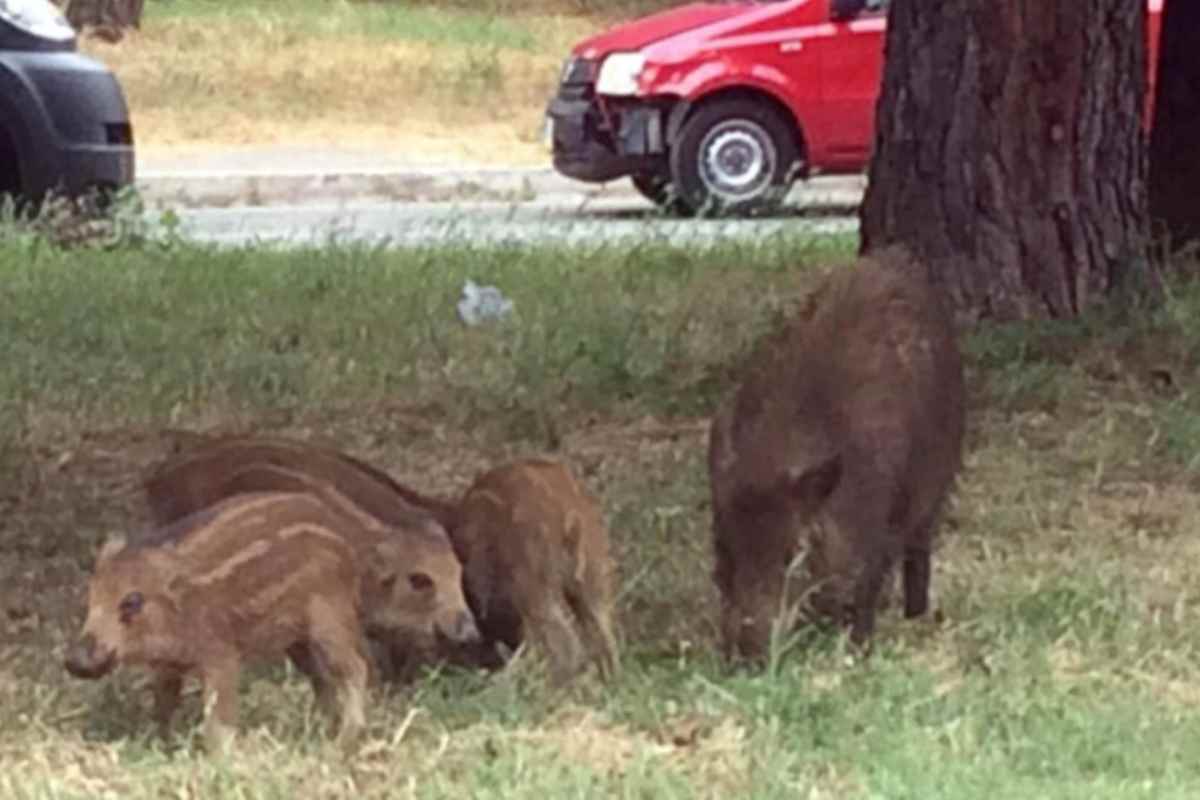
[137,149,865,209]
[160,190,861,249]
[137,151,865,248]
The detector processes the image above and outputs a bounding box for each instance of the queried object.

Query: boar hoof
[335,688,366,753]
[203,720,237,757]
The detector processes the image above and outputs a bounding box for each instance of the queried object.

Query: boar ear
[370,539,401,587]
[154,551,187,601]
[787,455,842,508]
[373,537,402,561]
[96,534,127,564]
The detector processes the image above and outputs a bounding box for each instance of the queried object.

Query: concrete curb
[136,165,867,210]
[137,167,623,209]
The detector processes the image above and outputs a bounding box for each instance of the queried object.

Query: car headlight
[0,0,75,41]
[595,52,646,96]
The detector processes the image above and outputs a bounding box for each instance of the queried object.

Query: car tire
[630,172,685,214]
[0,125,21,198]
[669,99,800,217]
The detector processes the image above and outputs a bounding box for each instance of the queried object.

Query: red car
[546,0,1165,216]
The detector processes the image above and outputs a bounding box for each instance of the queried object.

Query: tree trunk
[861,0,1150,322]
[1149,0,1200,247]
[57,0,145,38]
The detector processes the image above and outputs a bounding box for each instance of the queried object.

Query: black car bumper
[546,94,667,184]
[0,50,134,199]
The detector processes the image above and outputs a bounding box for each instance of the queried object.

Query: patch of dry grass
[81,2,599,161]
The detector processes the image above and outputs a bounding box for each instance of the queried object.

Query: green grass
[3,231,1200,796]
[0,232,848,432]
[145,0,545,51]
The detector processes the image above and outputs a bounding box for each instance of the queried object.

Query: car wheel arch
[0,77,36,197]
[0,118,26,197]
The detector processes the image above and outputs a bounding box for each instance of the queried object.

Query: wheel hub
[699,122,775,200]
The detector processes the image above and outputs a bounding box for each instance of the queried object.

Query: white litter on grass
[457,279,514,326]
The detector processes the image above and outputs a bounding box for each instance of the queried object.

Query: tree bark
[1149,0,1200,247]
[861,0,1150,322]
[56,0,145,38]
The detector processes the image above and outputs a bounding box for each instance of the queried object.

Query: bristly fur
[710,247,966,660]
[451,457,619,684]
[65,491,371,752]
[144,434,458,534]
[139,442,478,680]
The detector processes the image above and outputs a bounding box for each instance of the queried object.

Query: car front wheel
[630,172,671,205]
[630,171,688,214]
[669,99,800,217]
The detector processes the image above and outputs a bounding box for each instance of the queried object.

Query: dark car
[0,0,134,203]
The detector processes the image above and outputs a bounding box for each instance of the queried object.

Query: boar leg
[528,596,586,686]
[564,587,619,681]
[385,640,440,686]
[367,637,397,684]
[199,655,241,755]
[331,652,368,747]
[902,546,931,618]
[286,643,339,723]
[902,508,939,619]
[850,557,887,647]
[307,602,369,746]
[837,477,904,647]
[151,670,184,739]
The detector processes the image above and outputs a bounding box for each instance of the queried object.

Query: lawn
[1,229,1200,797]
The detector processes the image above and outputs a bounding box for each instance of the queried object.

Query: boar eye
[408,573,434,592]
[379,573,397,592]
[118,591,144,623]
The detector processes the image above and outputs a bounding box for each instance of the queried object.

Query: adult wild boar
[709,249,965,662]
[64,492,374,752]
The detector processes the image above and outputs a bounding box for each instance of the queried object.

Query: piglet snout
[64,633,116,679]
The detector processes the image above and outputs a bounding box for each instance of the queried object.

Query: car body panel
[572,2,754,58]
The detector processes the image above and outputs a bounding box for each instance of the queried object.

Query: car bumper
[59,143,135,194]
[545,96,665,183]
[0,50,135,198]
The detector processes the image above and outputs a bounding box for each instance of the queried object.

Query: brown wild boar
[451,458,619,684]
[144,435,458,532]
[204,462,480,674]
[143,436,614,681]
[709,249,965,662]
[64,492,373,752]
[142,441,480,676]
